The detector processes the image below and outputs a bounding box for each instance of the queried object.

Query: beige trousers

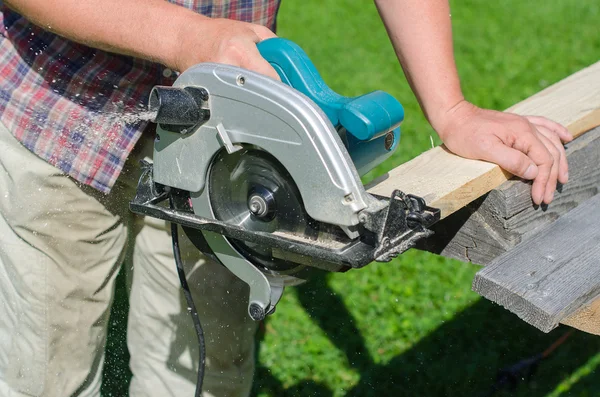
[0,121,258,397]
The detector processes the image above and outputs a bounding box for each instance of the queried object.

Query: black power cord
[169,195,206,396]
[480,329,575,397]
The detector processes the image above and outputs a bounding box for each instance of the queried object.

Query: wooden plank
[367,61,600,218]
[418,126,600,264]
[472,193,600,333]
[562,299,600,336]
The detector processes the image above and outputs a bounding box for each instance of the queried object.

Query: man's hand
[5,0,279,79]
[375,0,571,205]
[174,18,279,79]
[436,101,573,205]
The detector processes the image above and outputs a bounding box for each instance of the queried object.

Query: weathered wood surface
[367,61,600,219]
[419,126,600,265]
[364,62,600,335]
[472,193,600,333]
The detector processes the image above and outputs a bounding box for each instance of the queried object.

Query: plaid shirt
[0,1,280,193]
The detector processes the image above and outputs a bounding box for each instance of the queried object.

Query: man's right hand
[173,18,280,80]
[5,0,280,80]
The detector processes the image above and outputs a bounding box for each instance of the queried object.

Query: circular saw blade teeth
[207,147,319,280]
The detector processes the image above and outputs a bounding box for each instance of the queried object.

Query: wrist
[161,11,211,71]
[425,94,468,138]
[429,98,478,141]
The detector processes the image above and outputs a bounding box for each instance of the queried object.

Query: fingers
[480,137,539,180]
[512,121,568,204]
[231,24,279,80]
[477,132,559,205]
[242,42,281,81]
[524,115,573,142]
[249,24,277,41]
[534,132,561,204]
[440,106,571,207]
[525,118,570,203]
[535,124,569,184]
[508,125,553,204]
[217,27,281,81]
[245,25,280,80]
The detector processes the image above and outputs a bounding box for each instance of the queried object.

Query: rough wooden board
[416,195,517,265]
[472,193,600,333]
[418,126,600,264]
[367,147,510,217]
[367,147,510,218]
[367,61,600,218]
[505,60,600,132]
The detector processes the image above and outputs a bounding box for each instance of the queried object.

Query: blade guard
[257,38,404,175]
[152,64,370,228]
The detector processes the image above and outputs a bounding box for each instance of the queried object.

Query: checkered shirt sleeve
[0,0,281,193]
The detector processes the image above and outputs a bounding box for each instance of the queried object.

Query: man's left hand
[436,100,573,205]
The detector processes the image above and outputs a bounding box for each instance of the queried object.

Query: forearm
[376,0,571,205]
[4,0,202,70]
[374,0,464,135]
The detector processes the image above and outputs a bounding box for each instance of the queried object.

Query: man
[0,0,571,396]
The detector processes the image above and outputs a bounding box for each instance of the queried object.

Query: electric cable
[169,195,206,396]
[480,329,575,397]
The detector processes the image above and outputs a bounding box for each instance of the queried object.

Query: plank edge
[472,273,557,333]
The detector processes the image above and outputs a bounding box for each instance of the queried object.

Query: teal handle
[257,38,404,142]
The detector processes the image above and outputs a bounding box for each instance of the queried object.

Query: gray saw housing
[132,63,439,320]
[153,64,372,229]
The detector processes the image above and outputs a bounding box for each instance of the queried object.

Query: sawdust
[271,230,348,249]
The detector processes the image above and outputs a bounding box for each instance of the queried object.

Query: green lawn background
[102,1,600,396]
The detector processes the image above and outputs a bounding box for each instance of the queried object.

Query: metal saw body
[130,38,439,320]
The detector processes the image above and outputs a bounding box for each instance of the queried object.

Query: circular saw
[130,38,440,320]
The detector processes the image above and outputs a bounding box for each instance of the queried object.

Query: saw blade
[207,147,320,282]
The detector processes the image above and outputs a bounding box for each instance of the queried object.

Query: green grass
[102,0,600,396]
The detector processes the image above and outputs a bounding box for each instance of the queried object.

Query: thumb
[249,24,277,41]
[243,43,281,81]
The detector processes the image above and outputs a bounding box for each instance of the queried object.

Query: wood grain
[367,147,510,218]
[472,194,600,333]
[563,299,600,336]
[418,126,600,265]
[367,61,600,218]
